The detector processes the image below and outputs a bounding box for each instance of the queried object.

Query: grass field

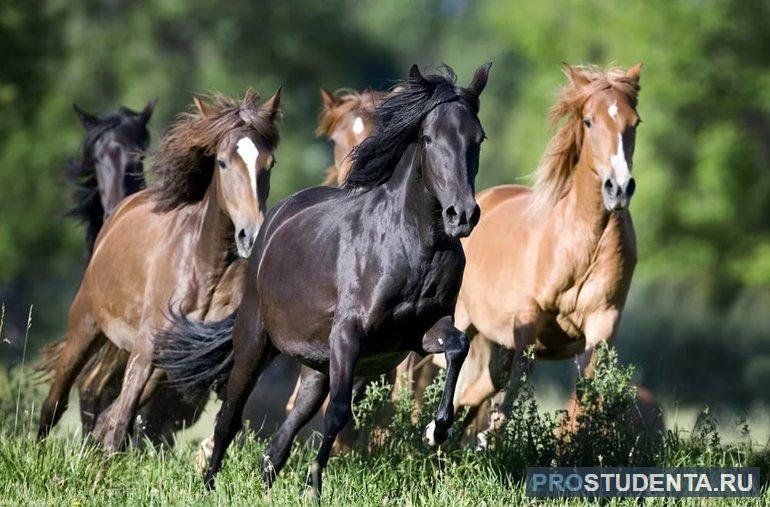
[1,349,768,505]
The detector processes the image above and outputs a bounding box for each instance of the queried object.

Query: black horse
[157,63,491,498]
[67,101,155,258]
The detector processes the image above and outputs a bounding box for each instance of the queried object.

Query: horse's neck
[552,159,618,275]
[192,186,233,273]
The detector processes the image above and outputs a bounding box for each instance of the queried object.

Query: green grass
[1,347,768,505]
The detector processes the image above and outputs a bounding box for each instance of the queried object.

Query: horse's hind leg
[38,312,101,439]
[262,366,328,487]
[304,320,362,499]
[204,303,276,489]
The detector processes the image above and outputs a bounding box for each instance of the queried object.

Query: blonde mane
[529,65,640,214]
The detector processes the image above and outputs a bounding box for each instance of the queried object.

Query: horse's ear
[193,95,217,118]
[563,63,590,88]
[73,104,99,130]
[626,62,643,83]
[260,87,282,121]
[409,64,429,86]
[140,98,157,124]
[320,88,336,110]
[468,62,492,97]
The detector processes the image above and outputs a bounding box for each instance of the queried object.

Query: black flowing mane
[66,107,149,257]
[344,65,479,190]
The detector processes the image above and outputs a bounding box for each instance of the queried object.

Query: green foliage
[4,348,767,504]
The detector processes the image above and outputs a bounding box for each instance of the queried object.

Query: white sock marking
[236,137,259,198]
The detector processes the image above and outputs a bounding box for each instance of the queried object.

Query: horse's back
[475,184,531,214]
[259,186,343,246]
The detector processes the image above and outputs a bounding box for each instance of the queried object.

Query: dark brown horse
[38,89,281,453]
[66,101,155,258]
[157,63,491,498]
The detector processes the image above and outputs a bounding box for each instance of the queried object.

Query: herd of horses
[33,61,656,498]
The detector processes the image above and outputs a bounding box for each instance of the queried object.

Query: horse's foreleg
[419,316,469,447]
[305,321,361,499]
[204,307,275,490]
[102,347,153,454]
[262,367,328,488]
[575,310,619,382]
[475,317,537,449]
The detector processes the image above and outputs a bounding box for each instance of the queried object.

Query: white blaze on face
[608,100,618,120]
[352,116,365,136]
[236,137,259,198]
[609,133,631,186]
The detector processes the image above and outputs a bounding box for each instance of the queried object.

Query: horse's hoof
[301,462,322,501]
[195,437,215,474]
[475,431,489,451]
[423,420,452,447]
[261,455,277,489]
[204,474,216,491]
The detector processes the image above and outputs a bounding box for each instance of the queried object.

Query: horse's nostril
[626,178,636,198]
[445,206,458,224]
[604,178,614,192]
[238,229,247,241]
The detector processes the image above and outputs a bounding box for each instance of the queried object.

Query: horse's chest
[392,251,463,320]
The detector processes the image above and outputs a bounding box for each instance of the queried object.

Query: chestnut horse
[157,63,491,498]
[444,64,642,446]
[318,88,385,186]
[38,89,281,453]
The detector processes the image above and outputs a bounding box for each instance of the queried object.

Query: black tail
[154,310,237,401]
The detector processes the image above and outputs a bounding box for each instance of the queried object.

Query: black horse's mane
[344,65,479,190]
[66,107,148,256]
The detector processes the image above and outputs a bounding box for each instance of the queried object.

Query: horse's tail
[154,310,237,401]
[32,339,66,384]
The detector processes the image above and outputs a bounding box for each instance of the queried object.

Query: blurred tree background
[0,0,768,409]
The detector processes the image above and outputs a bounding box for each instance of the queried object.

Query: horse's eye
[218,159,226,170]
[583,118,592,128]
[422,135,432,144]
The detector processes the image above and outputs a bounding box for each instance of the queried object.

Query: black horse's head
[71,100,155,218]
[67,101,155,257]
[345,63,491,238]
[414,65,490,237]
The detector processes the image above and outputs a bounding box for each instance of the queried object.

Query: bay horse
[157,63,491,497]
[38,89,281,453]
[441,63,642,447]
[66,101,155,258]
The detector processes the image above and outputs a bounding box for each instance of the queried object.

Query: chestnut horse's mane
[316,90,385,137]
[530,65,640,214]
[150,89,280,212]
